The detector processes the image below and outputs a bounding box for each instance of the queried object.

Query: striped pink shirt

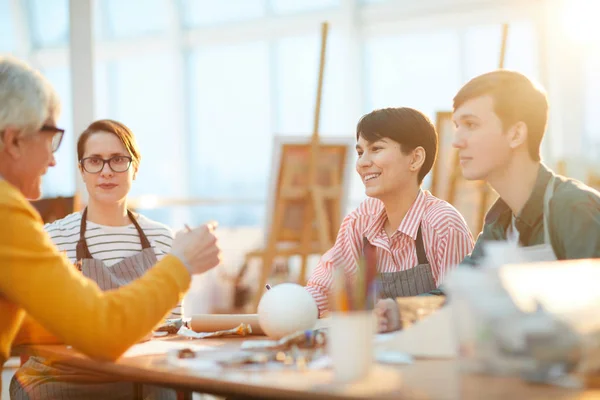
[306,190,474,316]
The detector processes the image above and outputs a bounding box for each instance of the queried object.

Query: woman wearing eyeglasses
[11,120,180,399]
[53,119,179,301]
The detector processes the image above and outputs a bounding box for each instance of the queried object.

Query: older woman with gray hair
[0,56,221,397]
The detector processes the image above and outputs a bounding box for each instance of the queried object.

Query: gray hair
[0,56,61,148]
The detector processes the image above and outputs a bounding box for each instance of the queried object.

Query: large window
[270,0,339,15]
[27,0,69,48]
[182,0,268,27]
[4,0,591,228]
[181,0,340,27]
[584,52,600,159]
[0,0,16,52]
[103,0,169,39]
[364,30,461,122]
[109,54,182,198]
[463,21,539,82]
[274,31,350,136]
[188,41,271,225]
[41,66,75,197]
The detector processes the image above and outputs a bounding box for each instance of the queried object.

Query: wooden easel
[447,23,509,234]
[252,22,340,309]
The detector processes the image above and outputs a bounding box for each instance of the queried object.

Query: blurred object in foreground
[444,249,600,389]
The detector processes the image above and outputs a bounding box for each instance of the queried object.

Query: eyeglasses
[2,125,64,152]
[40,125,65,153]
[80,155,133,174]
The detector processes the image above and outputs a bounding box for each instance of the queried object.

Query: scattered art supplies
[240,327,328,352]
[190,314,264,335]
[169,328,329,371]
[177,323,252,339]
[153,316,261,338]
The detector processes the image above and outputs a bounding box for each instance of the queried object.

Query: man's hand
[374,298,401,333]
[171,222,221,275]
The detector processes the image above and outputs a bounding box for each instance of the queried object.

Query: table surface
[13,336,600,400]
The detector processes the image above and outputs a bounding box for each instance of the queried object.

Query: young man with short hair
[452,70,599,263]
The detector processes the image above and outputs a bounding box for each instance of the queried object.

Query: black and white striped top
[44,211,181,317]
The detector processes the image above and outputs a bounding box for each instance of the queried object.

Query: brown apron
[10,208,175,400]
[378,224,437,298]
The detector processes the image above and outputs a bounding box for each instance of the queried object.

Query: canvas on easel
[264,136,355,245]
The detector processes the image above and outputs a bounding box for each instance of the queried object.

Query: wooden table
[12,338,599,400]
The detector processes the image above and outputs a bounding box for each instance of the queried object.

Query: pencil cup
[328,311,375,383]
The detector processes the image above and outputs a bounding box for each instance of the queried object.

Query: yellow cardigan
[0,180,191,391]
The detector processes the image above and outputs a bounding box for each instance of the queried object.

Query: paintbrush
[331,266,350,312]
[355,253,366,311]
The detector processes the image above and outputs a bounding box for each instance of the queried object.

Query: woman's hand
[171,222,221,275]
[374,298,401,333]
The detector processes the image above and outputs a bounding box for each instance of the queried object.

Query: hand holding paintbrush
[170,221,221,275]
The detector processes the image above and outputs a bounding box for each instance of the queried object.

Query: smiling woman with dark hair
[305,107,474,319]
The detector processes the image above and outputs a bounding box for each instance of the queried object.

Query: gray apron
[378,224,437,298]
[74,208,158,289]
[10,208,175,400]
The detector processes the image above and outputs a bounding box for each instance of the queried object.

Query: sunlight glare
[562,0,600,44]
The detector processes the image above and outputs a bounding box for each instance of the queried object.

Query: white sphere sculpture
[257,283,319,339]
